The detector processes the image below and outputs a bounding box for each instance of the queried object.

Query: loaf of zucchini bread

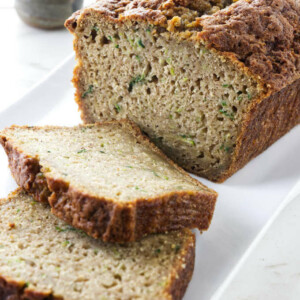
[0,189,195,300]
[0,121,217,243]
[65,0,300,182]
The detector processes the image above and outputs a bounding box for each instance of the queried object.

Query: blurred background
[0,0,93,112]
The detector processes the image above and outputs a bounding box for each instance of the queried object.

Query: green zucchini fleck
[137,39,145,48]
[92,26,99,32]
[134,186,147,192]
[225,146,231,153]
[77,148,87,154]
[114,103,121,113]
[222,84,232,88]
[55,225,77,233]
[219,108,234,120]
[180,135,196,146]
[152,171,160,178]
[128,74,145,92]
[220,144,231,153]
[62,240,70,247]
[146,26,153,33]
[82,85,94,98]
[55,226,64,232]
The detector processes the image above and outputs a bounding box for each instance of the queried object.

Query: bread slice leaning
[0,120,217,243]
[0,189,195,300]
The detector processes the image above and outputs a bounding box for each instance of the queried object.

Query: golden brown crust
[198,0,300,92]
[0,275,62,300]
[0,121,217,243]
[1,139,51,203]
[64,0,231,32]
[65,0,167,32]
[66,0,300,92]
[165,231,195,300]
[218,76,300,182]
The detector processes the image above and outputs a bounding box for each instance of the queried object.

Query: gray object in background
[15,0,83,29]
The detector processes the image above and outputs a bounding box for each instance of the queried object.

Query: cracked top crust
[199,0,300,91]
[65,0,233,29]
[66,0,300,92]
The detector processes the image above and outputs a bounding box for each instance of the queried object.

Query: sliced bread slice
[0,121,217,243]
[0,189,195,300]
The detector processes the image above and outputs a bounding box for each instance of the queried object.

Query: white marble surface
[215,187,300,300]
[0,0,92,112]
[213,182,300,300]
[0,2,299,300]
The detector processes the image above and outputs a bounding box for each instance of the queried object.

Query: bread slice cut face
[0,189,195,300]
[65,0,300,182]
[0,121,217,242]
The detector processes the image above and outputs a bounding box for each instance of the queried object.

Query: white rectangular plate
[0,55,300,300]
[213,182,300,299]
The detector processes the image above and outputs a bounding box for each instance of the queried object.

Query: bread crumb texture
[65,0,300,181]
[0,123,212,201]
[0,122,216,242]
[0,190,195,300]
